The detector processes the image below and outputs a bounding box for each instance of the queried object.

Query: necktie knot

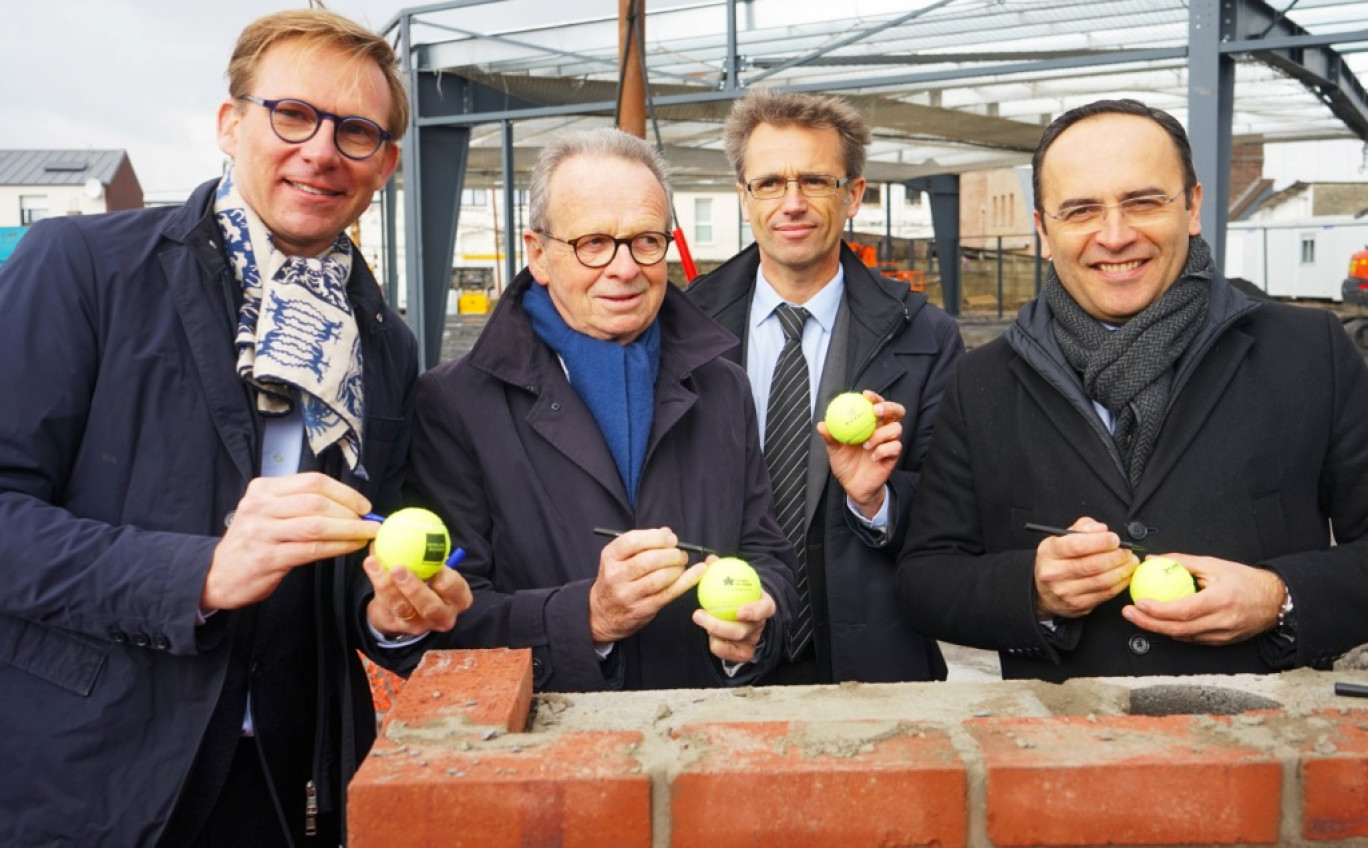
[775,304,809,343]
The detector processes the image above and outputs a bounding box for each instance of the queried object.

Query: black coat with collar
[896,275,1368,680]
[407,269,799,692]
[687,242,964,682]
[0,179,418,846]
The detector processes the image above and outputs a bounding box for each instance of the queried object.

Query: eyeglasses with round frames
[744,175,851,200]
[536,230,674,268]
[239,95,392,161]
[1043,190,1184,233]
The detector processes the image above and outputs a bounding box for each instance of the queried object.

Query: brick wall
[349,649,1368,846]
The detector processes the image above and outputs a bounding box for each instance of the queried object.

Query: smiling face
[524,154,670,344]
[216,38,399,257]
[738,123,863,298]
[1033,112,1202,325]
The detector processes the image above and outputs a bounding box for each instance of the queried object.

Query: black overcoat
[897,278,1368,679]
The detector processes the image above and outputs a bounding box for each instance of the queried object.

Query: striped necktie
[765,304,814,660]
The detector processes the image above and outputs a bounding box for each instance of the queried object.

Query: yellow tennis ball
[697,557,764,621]
[374,508,450,581]
[824,392,878,444]
[1129,555,1197,603]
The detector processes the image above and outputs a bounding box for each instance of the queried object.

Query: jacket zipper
[850,307,912,382]
[305,779,318,837]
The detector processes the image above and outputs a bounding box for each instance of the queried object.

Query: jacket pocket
[0,614,107,696]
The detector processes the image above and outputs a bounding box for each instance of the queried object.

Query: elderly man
[408,127,798,692]
[0,10,470,846]
[687,89,963,684]
[897,99,1368,680]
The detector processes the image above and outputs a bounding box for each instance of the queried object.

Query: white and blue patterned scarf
[214,166,366,474]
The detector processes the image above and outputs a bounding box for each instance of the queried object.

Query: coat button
[1126,521,1148,540]
[153,635,170,650]
[1128,634,1151,655]
[223,510,236,529]
[550,402,561,411]
[109,628,128,644]
[131,633,150,647]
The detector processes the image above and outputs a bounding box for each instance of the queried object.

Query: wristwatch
[1274,585,1296,638]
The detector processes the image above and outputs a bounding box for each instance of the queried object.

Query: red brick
[349,730,650,848]
[382,648,532,736]
[670,720,967,848]
[970,715,1282,846]
[1301,709,1368,840]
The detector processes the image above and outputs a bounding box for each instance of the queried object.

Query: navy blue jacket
[0,180,418,845]
[687,242,963,682]
[407,268,798,692]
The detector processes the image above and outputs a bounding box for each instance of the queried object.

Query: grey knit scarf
[1046,236,1214,486]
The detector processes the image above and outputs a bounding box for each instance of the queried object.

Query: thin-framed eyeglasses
[239,95,392,161]
[744,175,851,200]
[536,230,674,268]
[1042,190,1185,233]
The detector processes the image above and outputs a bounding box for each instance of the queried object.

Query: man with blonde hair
[0,10,469,845]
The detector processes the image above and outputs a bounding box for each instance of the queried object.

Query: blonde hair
[226,9,409,139]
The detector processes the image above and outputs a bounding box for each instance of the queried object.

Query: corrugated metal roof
[0,150,126,187]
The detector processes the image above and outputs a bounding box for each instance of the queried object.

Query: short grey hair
[722,88,870,183]
[527,127,674,233]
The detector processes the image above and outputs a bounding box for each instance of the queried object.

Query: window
[905,189,923,206]
[20,195,47,225]
[1300,235,1316,265]
[862,185,882,205]
[694,198,713,244]
[460,188,488,206]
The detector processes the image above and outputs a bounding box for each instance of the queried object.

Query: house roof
[0,150,128,187]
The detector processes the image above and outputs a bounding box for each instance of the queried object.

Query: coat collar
[687,241,925,389]
[466,267,741,512]
[468,267,738,390]
[156,179,396,484]
[1005,274,1263,498]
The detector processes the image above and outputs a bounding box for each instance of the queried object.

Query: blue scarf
[522,282,660,508]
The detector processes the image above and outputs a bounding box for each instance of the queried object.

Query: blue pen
[362,512,385,522]
[446,548,467,569]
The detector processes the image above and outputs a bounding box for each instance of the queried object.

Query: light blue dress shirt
[745,267,890,530]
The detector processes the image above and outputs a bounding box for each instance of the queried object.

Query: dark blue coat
[687,242,963,682]
[407,268,798,692]
[0,180,417,846]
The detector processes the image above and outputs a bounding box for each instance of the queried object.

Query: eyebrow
[1055,186,1172,208]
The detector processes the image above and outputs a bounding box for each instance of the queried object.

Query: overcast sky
[3,0,1365,201]
[1,1,412,199]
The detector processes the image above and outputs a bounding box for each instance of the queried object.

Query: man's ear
[1187,182,1204,236]
[216,100,241,158]
[736,183,751,225]
[844,176,866,220]
[1033,210,1053,261]
[525,230,551,284]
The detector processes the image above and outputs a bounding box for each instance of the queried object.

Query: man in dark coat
[407,128,798,693]
[687,89,963,684]
[0,11,469,846]
[897,98,1368,680]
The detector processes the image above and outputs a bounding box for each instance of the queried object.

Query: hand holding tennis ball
[824,392,878,444]
[697,557,764,621]
[374,508,451,581]
[1129,555,1197,603]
